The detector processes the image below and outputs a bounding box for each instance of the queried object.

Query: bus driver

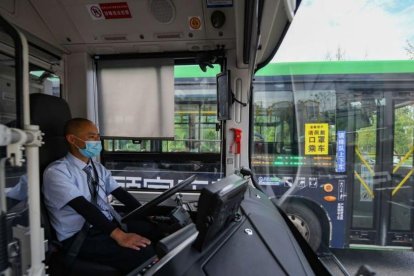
[43,118,157,274]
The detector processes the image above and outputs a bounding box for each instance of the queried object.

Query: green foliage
[394,106,414,156]
[356,114,377,155]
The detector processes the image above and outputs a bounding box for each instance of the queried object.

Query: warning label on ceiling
[87,2,132,20]
[305,123,329,155]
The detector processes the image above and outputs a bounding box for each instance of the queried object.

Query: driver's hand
[110,228,151,250]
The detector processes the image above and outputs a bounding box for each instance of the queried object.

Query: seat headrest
[30,93,72,137]
[30,93,72,174]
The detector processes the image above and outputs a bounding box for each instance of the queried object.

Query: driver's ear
[66,134,75,145]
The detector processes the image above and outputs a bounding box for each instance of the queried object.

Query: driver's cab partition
[120,173,248,255]
[130,174,249,275]
[130,173,319,276]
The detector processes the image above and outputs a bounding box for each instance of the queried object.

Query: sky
[273,0,414,62]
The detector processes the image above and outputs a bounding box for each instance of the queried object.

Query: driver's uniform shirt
[43,152,120,241]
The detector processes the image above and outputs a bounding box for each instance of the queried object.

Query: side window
[1,56,60,210]
[29,69,61,97]
[0,50,25,210]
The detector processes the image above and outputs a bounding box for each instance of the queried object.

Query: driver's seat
[30,93,121,276]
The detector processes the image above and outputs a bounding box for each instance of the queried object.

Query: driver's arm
[111,187,141,211]
[100,164,141,211]
[68,196,118,234]
[68,196,150,250]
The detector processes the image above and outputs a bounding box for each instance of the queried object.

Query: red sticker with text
[87,2,131,20]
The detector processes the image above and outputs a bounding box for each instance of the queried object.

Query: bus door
[349,89,414,248]
[386,92,414,247]
[345,88,380,246]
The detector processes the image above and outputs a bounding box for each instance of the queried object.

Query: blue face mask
[74,137,102,158]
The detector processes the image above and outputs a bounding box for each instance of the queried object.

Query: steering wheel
[121,174,196,222]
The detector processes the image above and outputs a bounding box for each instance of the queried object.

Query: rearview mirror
[217,70,231,120]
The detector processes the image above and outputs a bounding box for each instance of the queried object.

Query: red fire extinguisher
[230,128,242,154]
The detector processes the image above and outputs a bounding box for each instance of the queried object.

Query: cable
[232,92,247,107]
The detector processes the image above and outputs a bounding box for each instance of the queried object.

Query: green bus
[252,60,414,250]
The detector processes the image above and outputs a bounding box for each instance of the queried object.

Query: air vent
[150,0,176,24]
[102,35,128,41]
[155,33,182,39]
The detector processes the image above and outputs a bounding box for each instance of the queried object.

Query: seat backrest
[30,93,121,275]
[30,93,72,240]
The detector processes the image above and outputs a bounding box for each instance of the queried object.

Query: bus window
[0,33,22,211]
[390,102,414,231]
[252,61,414,253]
[103,65,219,153]
[249,0,414,261]
[29,70,61,97]
[1,55,60,211]
[164,65,220,153]
[101,65,222,191]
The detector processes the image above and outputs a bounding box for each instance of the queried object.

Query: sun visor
[96,58,174,139]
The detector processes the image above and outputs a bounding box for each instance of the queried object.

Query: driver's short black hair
[64,118,92,136]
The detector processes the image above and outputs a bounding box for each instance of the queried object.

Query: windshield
[252,0,414,274]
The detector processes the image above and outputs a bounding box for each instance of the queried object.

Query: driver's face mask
[73,136,102,158]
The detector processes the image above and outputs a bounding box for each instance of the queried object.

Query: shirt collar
[66,152,90,171]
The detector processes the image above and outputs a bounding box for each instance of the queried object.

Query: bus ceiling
[0,0,297,68]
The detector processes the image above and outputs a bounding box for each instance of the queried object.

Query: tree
[405,40,414,60]
[325,46,346,61]
[394,106,414,156]
[357,115,376,155]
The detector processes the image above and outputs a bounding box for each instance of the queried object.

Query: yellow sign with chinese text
[305,123,329,155]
